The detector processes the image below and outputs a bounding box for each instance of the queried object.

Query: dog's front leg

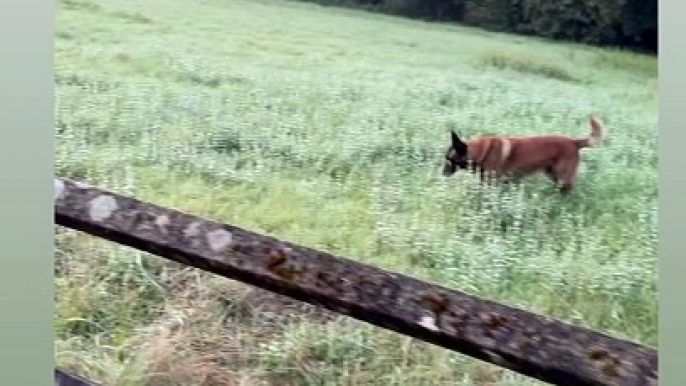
[480,169,499,186]
[495,170,519,184]
[478,168,487,183]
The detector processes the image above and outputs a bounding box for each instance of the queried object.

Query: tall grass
[55,0,658,384]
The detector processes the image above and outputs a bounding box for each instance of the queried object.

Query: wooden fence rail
[54,178,658,386]
[55,369,101,386]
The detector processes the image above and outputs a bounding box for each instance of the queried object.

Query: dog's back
[505,136,579,174]
[467,135,565,174]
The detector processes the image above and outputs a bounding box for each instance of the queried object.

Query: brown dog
[442,115,605,193]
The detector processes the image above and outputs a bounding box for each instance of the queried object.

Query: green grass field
[55,0,658,384]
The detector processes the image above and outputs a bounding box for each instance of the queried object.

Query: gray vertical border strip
[660,0,684,385]
[0,0,55,385]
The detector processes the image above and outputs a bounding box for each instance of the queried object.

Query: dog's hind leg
[552,156,580,194]
[544,166,556,183]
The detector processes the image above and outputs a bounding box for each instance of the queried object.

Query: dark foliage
[289,0,657,53]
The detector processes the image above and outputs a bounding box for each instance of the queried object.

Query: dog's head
[442,131,469,177]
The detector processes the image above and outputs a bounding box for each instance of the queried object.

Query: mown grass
[55,0,658,384]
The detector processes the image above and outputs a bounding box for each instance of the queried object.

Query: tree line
[291,0,657,53]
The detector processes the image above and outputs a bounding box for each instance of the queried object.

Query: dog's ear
[450,131,468,155]
[450,130,460,144]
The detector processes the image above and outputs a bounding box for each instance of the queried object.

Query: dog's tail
[576,115,605,149]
